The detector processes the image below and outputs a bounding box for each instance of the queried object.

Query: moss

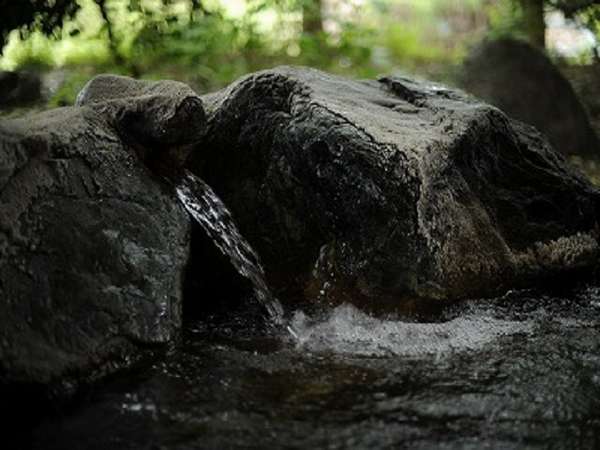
[569,156,600,186]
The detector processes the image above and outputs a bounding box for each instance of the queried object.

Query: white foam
[291,303,533,357]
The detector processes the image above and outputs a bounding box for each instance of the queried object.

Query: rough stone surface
[0,76,201,387]
[459,38,600,158]
[189,66,600,306]
[2,66,600,389]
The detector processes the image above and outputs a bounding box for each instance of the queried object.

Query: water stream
[29,288,600,449]
[175,170,286,328]
[21,172,600,448]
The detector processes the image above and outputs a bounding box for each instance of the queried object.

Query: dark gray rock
[459,38,600,159]
[0,76,203,388]
[2,66,600,391]
[0,71,42,107]
[189,66,600,306]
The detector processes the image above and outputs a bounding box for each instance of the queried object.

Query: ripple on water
[27,289,600,450]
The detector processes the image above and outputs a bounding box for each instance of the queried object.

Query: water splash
[175,170,286,327]
[173,169,531,350]
[291,303,533,357]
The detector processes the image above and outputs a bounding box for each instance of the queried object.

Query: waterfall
[175,169,290,331]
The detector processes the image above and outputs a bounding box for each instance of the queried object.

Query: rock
[76,74,206,172]
[459,38,600,158]
[188,66,600,306]
[2,66,600,392]
[560,64,600,137]
[0,71,42,108]
[0,76,203,389]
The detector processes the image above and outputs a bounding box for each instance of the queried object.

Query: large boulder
[2,66,600,391]
[459,38,600,159]
[0,76,203,389]
[188,66,600,306]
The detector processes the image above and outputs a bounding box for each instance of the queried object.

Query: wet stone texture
[0,76,202,389]
[189,66,600,306]
[2,66,600,395]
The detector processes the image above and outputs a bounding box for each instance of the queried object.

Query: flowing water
[29,288,600,449]
[175,170,285,327]
[24,174,600,449]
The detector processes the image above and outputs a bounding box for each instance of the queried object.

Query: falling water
[27,172,600,448]
[175,169,287,328]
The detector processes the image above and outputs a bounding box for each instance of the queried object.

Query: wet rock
[0,76,203,388]
[2,66,600,390]
[188,66,600,305]
[0,71,42,108]
[76,74,206,173]
[459,38,600,158]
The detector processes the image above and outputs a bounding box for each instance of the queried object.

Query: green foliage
[383,24,449,70]
[486,0,525,39]
[131,7,260,89]
[485,0,600,58]
[568,2,600,43]
[2,30,55,70]
[0,0,491,96]
[0,0,80,49]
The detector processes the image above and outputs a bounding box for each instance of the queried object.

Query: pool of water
[30,287,600,449]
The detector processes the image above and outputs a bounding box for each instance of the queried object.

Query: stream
[30,288,600,449]
[26,172,600,449]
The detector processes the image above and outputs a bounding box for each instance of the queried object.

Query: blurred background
[2,0,600,169]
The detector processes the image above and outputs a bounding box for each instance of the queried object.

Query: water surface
[32,288,600,449]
